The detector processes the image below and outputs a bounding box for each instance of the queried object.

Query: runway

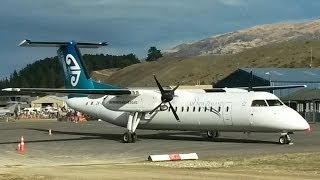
[0,119,319,167]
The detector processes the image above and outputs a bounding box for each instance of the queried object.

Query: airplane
[2,39,310,145]
[0,108,10,117]
[0,101,21,119]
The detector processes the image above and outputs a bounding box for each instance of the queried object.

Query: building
[31,95,68,109]
[282,88,320,123]
[214,68,320,97]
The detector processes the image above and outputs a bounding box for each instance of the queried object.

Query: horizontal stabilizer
[19,39,108,48]
[2,88,132,95]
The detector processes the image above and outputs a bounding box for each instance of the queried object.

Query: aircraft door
[223,102,233,125]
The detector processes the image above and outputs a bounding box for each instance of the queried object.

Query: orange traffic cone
[16,143,21,151]
[20,141,25,152]
[16,136,25,152]
[49,129,52,135]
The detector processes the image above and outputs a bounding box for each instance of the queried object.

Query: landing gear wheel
[214,131,220,138]
[279,135,291,145]
[207,131,220,139]
[123,131,132,143]
[207,131,214,139]
[279,136,287,144]
[131,132,137,143]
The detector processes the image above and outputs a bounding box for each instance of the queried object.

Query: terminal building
[214,68,320,122]
[214,68,320,97]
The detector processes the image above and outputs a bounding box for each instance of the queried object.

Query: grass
[91,40,320,87]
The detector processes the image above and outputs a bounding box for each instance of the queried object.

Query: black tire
[214,131,220,138]
[123,132,132,143]
[279,136,288,145]
[207,131,214,139]
[131,132,137,143]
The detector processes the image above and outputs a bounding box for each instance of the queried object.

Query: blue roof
[241,68,320,83]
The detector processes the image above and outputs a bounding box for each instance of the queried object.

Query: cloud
[0,0,320,78]
[217,0,245,6]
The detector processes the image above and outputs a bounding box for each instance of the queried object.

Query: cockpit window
[266,99,283,106]
[251,100,267,107]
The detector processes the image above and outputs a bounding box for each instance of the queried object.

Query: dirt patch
[1,152,320,180]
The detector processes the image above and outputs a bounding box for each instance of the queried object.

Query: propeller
[149,75,180,121]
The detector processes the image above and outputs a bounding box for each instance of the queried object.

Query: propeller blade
[149,103,163,115]
[153,74,165,95]
[169,102,180,121]
[172,83,180,92]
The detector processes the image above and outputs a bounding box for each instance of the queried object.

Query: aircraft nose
[281,108,310,131]
[290,111,310,131]
[299,118,310,131]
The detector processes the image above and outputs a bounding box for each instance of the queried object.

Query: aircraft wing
[204,85,306,92]
[242,85,307,91]
[2,88,132,95]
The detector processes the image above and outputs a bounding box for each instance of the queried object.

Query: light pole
[265,72,271,85]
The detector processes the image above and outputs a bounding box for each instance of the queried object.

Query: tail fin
[19,40,120,89]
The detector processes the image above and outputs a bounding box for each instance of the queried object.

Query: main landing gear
[278,132,293,145]
[122,112,142,143]
[206,131,220,139]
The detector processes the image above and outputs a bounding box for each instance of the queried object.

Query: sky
[1,0,320,78]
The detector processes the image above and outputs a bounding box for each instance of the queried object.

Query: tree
[146,46,163,61]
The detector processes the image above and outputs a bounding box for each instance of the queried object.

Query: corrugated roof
[32,95,67,104]
[281,88,320,101]
[241,68,320,83]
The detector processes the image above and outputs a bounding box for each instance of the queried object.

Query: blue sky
[0,0,320,78]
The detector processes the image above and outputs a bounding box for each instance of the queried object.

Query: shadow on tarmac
[0,128,279,145]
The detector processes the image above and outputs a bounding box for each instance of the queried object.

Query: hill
[0,54,140,88]
[164,19,320,57]
[93,40,320,87]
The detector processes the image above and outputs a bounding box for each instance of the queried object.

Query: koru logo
[65,54,81,87]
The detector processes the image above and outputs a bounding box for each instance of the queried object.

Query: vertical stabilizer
[19,40,120,90]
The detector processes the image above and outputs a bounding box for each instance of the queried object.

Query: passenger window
[187,106,189,112]
[198,107,201,112]
[226,107,229,112]
[218,106,221,112]
[266,99,283,106]
[181,107,184,112]
[251,100,267,107]
[193,107,195,112]
[205,107,207,112]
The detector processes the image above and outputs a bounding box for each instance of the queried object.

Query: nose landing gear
[279,132,293,145]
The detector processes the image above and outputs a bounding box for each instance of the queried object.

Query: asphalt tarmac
[0,119,319,167]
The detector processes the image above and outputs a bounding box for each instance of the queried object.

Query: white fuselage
[66,89,310,133]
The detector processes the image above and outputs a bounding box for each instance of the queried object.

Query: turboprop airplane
[2,39,310,145]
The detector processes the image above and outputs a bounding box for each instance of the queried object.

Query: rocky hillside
[165,19,320,57]
[92,40,320,87]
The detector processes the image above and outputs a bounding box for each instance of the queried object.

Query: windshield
[266,99,284,106]
[251,100,267,107]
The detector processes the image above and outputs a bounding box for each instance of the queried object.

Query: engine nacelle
[102,90,161,112]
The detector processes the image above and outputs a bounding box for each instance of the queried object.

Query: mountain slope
[92,40,320,87]
[165,19,320,57]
